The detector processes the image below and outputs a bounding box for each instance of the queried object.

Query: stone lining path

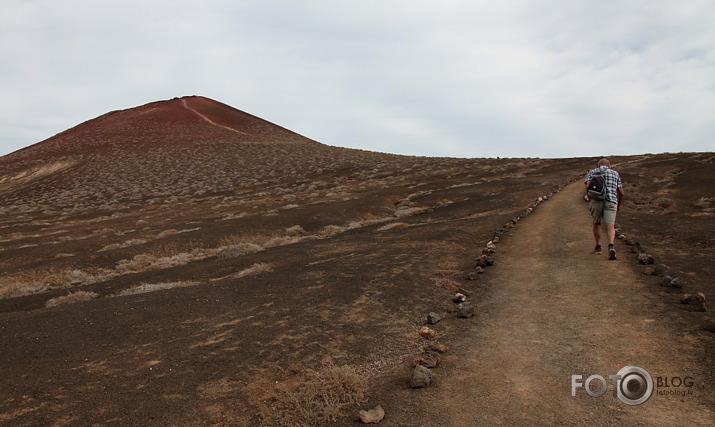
[434,181,713,426]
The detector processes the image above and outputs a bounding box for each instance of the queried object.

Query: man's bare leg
[592,222,601,245]
[605,222,616,246]
[605,222,617,260]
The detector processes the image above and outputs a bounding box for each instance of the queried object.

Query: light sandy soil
[380,182,714,426]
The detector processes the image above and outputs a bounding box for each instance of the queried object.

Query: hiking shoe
[593,245,602,255]
[609,248,617,260]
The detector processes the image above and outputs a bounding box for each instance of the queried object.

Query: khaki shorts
[589,199,617,224]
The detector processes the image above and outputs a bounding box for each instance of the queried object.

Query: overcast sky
[1,1,713,158]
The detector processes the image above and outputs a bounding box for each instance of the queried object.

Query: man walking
[585,158,625,260]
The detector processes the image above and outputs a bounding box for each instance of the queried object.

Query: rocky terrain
[0,96,712,425]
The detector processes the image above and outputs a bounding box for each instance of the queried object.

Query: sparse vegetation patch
[216,242,264,260]
[248,364,368,427]
[115,281,201,296]
[378,222,410,231]
[45,291,99,308]
[0,269,109,300]
[232,263,273,279]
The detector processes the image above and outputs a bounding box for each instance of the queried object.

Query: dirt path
[431,182,713,426]
[181,98,255,136]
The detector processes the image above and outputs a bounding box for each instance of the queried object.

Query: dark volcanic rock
[427,312,441,325]
[458,302,475,318]
[638,253,655,265]
[414,351,440,369]
[680,293,707,312]
[654,264,670,277]
[410,365,432,388]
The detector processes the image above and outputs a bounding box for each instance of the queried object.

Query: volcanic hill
[0,96,712,425]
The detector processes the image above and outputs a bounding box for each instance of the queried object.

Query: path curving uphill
[181,98,256,137]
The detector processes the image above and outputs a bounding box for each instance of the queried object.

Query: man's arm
[584,170,593,200]
[584,180,591,200]
[617,187,625,210]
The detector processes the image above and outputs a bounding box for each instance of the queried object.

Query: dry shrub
[378,222,409,231]
[157,228,200,238]
[395,206,428,218]
[216,243,264,260]
[0,269,108,300]
[232,263,272,279]
[220,212,247,221]
[125,239,148,246]
[284,225,307,237]
[113,237,264,276]
[157,229,181,238]
[248,364,368,426]
[319,225,346,237]
[98,238,148,252]
[221,234,272,248]
[115,251,206,274]
[347,220,368,229]
[115,254,159,273]
[266,235,308,247]
[54,253,75,258]
[45,291,99,308]
[92,228,115,236]
[0,280,49,300]
[693,197,713,209]
[154,240,207,258]
[115,281,200,296]
[62,269,104,285]
[98,243,123,252]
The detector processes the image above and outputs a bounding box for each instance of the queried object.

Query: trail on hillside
[181,98,255,136]
[424,182,713,426]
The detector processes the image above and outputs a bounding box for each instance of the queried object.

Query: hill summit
[0,96,370,212]
[9,96,318,160]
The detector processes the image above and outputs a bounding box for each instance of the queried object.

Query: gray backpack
[588,169,607,201]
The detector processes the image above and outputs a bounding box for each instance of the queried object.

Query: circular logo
[616,366,653,405]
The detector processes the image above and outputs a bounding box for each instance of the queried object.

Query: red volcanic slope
[4,96,318,161]
[0,96,340,210]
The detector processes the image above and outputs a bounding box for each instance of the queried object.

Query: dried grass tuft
[216,243,264,260]
[693,197,713,209]
[45,291,99,308]
[115,281,201,296]
[248,364,367,426]
[284,225,307,237]
[0,280,49,300]
[98,239,148,252]
[115,252,205,274]
[319,224,346,237]
[378,222,410,231]
[232,263,273,279]
[0,269,108,300]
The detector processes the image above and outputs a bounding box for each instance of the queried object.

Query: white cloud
[1,0,713,158]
